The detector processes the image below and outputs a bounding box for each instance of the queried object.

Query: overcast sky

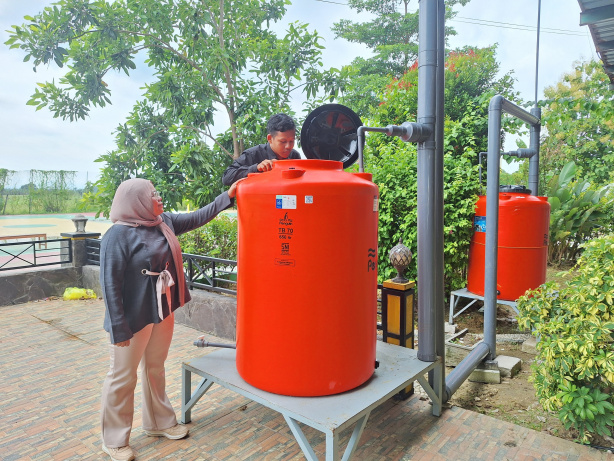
[0,0,596,185]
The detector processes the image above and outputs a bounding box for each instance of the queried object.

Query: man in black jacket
[221,113,302,185]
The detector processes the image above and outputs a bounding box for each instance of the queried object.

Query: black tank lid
[499,185,531,194]
[300,104,363,169]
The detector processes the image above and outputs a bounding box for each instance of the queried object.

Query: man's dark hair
[267,113,296,136]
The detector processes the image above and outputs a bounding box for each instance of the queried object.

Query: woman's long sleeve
[100,227,133,343]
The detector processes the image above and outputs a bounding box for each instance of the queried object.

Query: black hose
[589,445,614,452]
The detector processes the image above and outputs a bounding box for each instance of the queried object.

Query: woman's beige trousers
[100,313,177,447]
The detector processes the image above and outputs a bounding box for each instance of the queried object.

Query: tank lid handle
[282,169,306,179]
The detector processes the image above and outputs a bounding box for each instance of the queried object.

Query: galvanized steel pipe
[484,95,540,361]
[416,0,440,363]
[444,96,541,402]
[529,107,541,195]
[444,341,490,401]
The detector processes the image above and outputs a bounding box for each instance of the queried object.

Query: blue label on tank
[276,197,283,209]
[474,216,486,232]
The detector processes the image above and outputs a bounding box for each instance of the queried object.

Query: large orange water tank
[235,159,379,396]
[467,187,550,301]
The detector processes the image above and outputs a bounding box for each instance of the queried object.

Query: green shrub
[368,130,480,293]
[517,234,614,443]
[547,161,613,266]
[177,213,237,260]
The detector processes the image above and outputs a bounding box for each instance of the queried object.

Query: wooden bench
[0,234,48,249]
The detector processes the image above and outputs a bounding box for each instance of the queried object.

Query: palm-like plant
[547,161,613,265]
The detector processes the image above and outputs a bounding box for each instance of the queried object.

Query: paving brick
[0,298,608,460]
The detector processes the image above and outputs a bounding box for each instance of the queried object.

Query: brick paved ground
[0,298,608,460]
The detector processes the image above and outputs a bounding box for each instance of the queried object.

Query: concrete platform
[0,298,608,460]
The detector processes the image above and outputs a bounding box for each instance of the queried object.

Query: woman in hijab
[99,178,241,461]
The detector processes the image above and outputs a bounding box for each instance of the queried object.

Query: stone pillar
[60,214,101,268]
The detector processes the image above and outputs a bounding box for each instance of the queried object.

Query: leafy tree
[333,0,469,78]
[362,45,522,291]
[371,46,519,158]
[27,170,76,213]
[6,0,340,215]
[367,113,481,293]
[333,0,471,116]
[540,60,614,188]
[0,169,16,214]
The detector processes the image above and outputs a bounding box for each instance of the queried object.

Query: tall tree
[333,0,470,116]
[371,46,519,156]
[6,0,340,214]
[363,46,520,290]
[540,60,614,190]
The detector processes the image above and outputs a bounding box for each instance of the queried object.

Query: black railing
[0,239,72,272]
[85,238,101,265]
[184,253,237,295]
[76,243,380,307]
[377,283,383,330]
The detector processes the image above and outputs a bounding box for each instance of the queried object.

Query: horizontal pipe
[489,95,540,127]
[357,124,431,172]
[194,339,236,349]
[444,342,491,402]
[510,148,536,158]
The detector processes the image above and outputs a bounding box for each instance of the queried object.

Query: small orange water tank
[235,159,379,396]
[467,186,550,301]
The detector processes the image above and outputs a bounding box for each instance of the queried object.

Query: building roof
[578,0,614,87]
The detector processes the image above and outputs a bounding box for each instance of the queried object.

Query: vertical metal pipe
[445,96,541,401]
[417,0,439,363]
[528,107,541,195]
[534,0,542,106]
[428,0,446,388]
[483,96,503,361]
[530,0,542,196]
[357,126,366,173]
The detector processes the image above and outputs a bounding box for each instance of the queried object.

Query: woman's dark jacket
[100,192,232,343]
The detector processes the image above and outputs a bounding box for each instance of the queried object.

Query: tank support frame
[180,341,440,461]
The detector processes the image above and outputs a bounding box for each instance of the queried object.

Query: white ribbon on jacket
[142,264,175,320]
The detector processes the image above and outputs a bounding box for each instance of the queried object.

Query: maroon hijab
[110,178,186,307]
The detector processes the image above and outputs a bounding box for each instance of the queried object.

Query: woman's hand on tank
[228,178,247,198]
[115,339,130,347]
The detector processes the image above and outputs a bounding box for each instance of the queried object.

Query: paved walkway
[0,298,609,460]
[0,212,113,239]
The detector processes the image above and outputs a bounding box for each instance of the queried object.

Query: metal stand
[181,341,441,461]
[448,288,518,325]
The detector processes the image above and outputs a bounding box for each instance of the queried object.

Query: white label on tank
[276,195,297,209]
[373,196,379,212]
[305,195,313,204]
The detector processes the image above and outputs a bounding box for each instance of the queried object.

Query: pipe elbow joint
[489,94,504,112]
[387,122,432,143]
[516,148,536,158]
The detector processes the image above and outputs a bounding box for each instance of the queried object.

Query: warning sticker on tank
[474,216,486,232]
[305,195,313,204]
[373,196,379,212]
[274,258,295,267]
[276,195,297,209]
